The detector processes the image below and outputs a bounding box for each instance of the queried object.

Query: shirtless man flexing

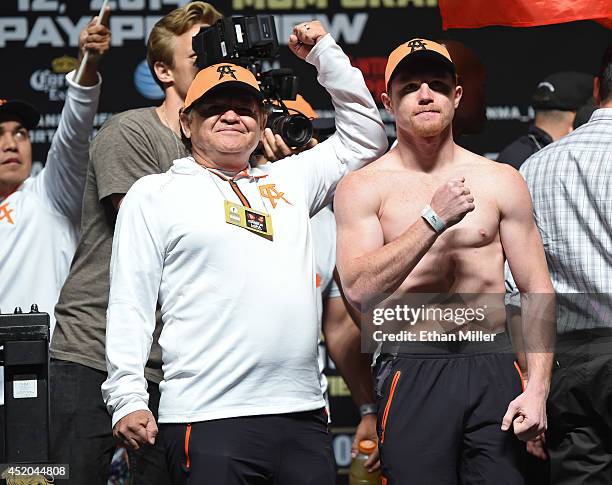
[335,39,555,484]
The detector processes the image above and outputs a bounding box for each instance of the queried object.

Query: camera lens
[270,113,313,148]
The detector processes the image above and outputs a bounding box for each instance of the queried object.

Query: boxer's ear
[454,85,463,109]
[381,92,393,114]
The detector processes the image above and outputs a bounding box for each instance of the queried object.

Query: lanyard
[205,167,274,240]
[205,166,270,213]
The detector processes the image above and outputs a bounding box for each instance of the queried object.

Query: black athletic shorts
[160,408,335,485]
[547,329,612,485]
[376,333,526,485]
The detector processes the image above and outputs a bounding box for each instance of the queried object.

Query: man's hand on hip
[288,20,327,60]
[113,409,158,450]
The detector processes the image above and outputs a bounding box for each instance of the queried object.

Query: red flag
[439,0,612,29]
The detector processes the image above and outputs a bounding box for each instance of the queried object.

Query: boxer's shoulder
[455,145,495,167]
[460,152,530,212]
[362,149,399,172]
[336,165,382,211]
[457,147,520,181]
[484,156,524,186]
[340,151,397,188]
[354,149,416,181]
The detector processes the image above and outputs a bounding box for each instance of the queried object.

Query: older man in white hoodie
[103,20,386,485]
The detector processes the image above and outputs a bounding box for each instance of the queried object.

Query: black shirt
[497,126,553,170]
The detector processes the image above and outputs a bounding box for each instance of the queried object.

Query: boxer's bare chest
[376,165,505,293]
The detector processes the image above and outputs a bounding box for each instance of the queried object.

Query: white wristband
[421,205,446,233]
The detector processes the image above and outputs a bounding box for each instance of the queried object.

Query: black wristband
[359,403,377,417]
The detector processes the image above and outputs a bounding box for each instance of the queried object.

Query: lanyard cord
[204,167,270,213]
[205,168,231,201]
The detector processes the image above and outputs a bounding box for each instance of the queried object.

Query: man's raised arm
[38,8,110,224]
[274,21,387,214]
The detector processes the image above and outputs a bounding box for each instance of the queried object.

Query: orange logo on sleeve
[259,184,292,209]
[0,203,14,225]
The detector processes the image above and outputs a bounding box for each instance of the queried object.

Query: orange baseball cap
[272,95,318,119]
[283,95,318,119]
[385,39,455,90]
[184,63,262,110]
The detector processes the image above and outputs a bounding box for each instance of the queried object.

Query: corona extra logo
[52,55,78,74]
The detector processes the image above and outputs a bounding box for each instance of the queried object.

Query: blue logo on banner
[134,60,163,100]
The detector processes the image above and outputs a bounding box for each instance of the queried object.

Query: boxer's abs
[380,183,507,333]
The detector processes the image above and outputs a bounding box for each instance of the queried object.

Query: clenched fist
[288,20,327,60]
[78,6,111,65]
[501,388,548,442]
[430,177,475,229]
[113,409,158,450]
[75,5,111,86]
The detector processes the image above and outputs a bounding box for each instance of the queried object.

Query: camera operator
[102,21,386,484]
[0,9,109,457]
[259,95,319,161]
[49,3,221,484]
[255,96,380,471]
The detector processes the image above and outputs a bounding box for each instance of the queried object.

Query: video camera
[192,16,313,148]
